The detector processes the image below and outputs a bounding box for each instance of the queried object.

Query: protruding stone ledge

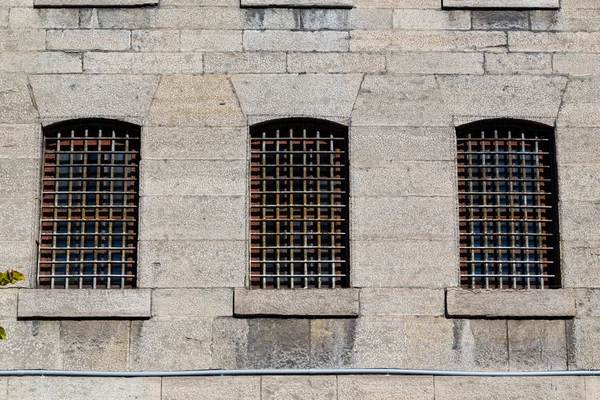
[241,0,351,7]
[446,288,576,318]
[35,0,158,6]
[234,288,359,317]
[442,0,558,9]
[18,289,152,319]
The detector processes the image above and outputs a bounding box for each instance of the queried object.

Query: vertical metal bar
[507,128,517,289]
[466,134,475,289]
[261,130,267,289]
[534,134,544,289]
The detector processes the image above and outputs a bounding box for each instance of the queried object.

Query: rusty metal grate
[250,119,349,289]
[457,121,560,289]
[38,120,139,289]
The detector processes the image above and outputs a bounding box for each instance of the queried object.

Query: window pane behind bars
[457,121,560,289]
[39,121,139,289]
[250,119,349,289]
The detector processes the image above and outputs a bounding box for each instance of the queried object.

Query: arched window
[457,120,560,289]
[38,119,140,289]
[249,118,349,289]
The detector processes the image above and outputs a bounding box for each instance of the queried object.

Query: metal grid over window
[457,120,560,289]
[250,119,349,289]
[39,120,140,289]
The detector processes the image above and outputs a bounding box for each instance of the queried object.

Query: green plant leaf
[11,270,25,281]
[0,327,6,340]
[0,272,9,286]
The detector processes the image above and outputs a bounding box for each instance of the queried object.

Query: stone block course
[0,199,34,241]
[243,9,298,30]
[349,9,392,30]
[442,0,559,8]
[47,29,131,51]
[392,10,471,30]
[558,165,600,201]
[242,0,351,7]
[83,52,203,74]
[162,377,260,400]
[531,10,600,32]
[0,159,37,199]
[560,201,600,241]
[1,52,82,74]
[485,53,552,75]
[554,54,600,76]
[387,52,483,74]
[352,317,406,368]
[8,8,78,29]
[288,52,385,74]
[0,30,45,52]
[509,32,600,53]
[180,30,242,52]
[338,376,434,400]
[97,8,245,30]
[472,11,529,30]
[0,75,39,124]
[152,288,233,317]
[353,0,439,8]
[35,0,159,5]
[360,288,445,316]
[205,52,287,74]
[262,376,337,400]
[0,289,17,319]
[310,319,355,368]
[508,320,567,371]
[299,9,349,31]
[562,241,600,288]
[0,320,60,369]
[132,30,180,52]
[244,30,349,52]
[0,242,35,288]
[0,125,39,159]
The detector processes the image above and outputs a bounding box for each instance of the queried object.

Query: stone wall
[1,0,600,396]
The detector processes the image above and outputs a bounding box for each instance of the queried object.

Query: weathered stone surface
[9,8,78,29]
[310,319,355,368]
[393,10,470,30]
[435,376,584,400]
[137,240,245,288]
[242,0,351,7]
[510,32,600,53]
[350,31,506,52]
[262,376,337,400]
[29,74,159,121]
[0,125,38,159]
[352,196,456,240]
[84,53,203,74]
[244,31,349,52]
[558,79,600,127]
[352,317,405,368]
[349,9,392,29]
[234,289,359,316]
[562,242,600,288]
[0,242,34,288]
[338,376,434,400]
[353,0,439,8]
[472,11,529,30]
[130,318,212,371]
[0,320,60,369]
[47,30,130,51]
[360,288,444,316]
[0,30,45,52]
[508,320,567,371]
[560,201,600,241]
[211,317,250,369]
[18,289,152,318]
[352,76,452,127]
[140,160,245,196]
[404,317,455,369]
[567,318,600,370]
[288,52,385,74]
[146,75,245,127]
[0,159,37,199]
[299,9,349,30]
[442,0,559,8]
[36,0,158,5]
[152,288,233,317]
[586,377,600,400]
[0,199,34,241]
[180,30,242,52]
[438,75,567,121]
[352,239,457,288]
[558,165,600,201]
[243,9,297,30]
[446,288,577,317]
[132,30,180,52]
[387,52,483,75]
[554,54,600,76]
[231,74,362,119]
[0,289,17,319]
[531,10,600,32]
[556,128,600,165]
[98,8,245,30]
[139,196,245,240]
[485,53,552,75]
[8,377,161,400]
[162,377,260,400]
[205,52,287,74]
[0,75,38,124]
[60,321,129,371]
[1,52,82,74]
[575,289,600,316]
[244,319,311,368]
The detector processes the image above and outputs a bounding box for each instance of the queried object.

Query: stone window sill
[442,0,558,9]
[446,288,576,318]
[241,0,352,7]
[17,289,152,319]
[234,288,359,317]
[34,0,158,7]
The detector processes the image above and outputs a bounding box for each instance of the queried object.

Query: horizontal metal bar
[462,192,549,195]
[252,274,346,277]
[253,164,344,168]
[45,136,140,140]
[252,205,345,208]
[458,151,549,155]
[253,191,346,194]
[461,232,551,236]
[252,177,343,181]
[253,151,342,154]
[44,191,135,195]
[253,260,346,264]
[42,218,137,222]
[462,218,552,222]
[43,178,136,181]
[41,233,134,237]
[251,218,343,222]
[464,274,554,278]
[41,247,136,250]
[462,246,553,250]
[458,178,550,182]
[460,165,549,169]
[457,137,549,142]
[44,164,136,168]
[254,246,345,249]
[43,205,136,209]
[45,151,138,154]
[250,137,343,141]
[462,260,553,264]
[39,274,134,278]
[41,260,132,264]
[461,205,551,209]
[254,232,346,236]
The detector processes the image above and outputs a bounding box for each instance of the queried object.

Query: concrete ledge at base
[17,289,152,319]
[34,0,158,7]
[234,288,359,317]
[446,288,576,318]
[442,0,558,8]
[241,0,352,7]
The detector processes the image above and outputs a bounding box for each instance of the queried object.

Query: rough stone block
[242,0,351,7]
[446,288,577,317]
[351,161,456,197]
[352,239,457,289]
[97,8,245,30]
[352,196,456,240]
[0,125,39,159]
[60,321,129,371]
[8,377,161,400]
[244,319,311,368]
[352,317,406,368]
[0,289,17,319]
[531,10,600,32]
[35,0,158,5]
[0,30,45,52]
[137,240,245,288]
[575,289,600,316]
[211,317,249,369]
[142,126,246,160]
[84,52,203,74]
[8,8,78,29]
[435,376,584,400]
[0,242,35,288]
[559,79,600,127]
[554,54,600,76]
[139,196,245,240]
[360,288,445,316]
[132,30,180,52]
[146,75,245,127]
[231,74,362,119]
[0,75,38,124]
[18,289,152,318]
[287,52,385,74]
[558,165,600,201]
[350,30,506,52]
[205,52,287,74]
[29,74,159,121]
[162,377,260,400]
[234,289,359,316]
[472,11,529,30]
[0,159,37,199]
[180,30,242,52]
[0,199,34,241]
[509,32,600,53]
[568,318,600,370]
[130,318,212,371]
[262,376,337,400]
[338,376,434,400]
[352,76,451,127]
[556,128,600,165]
[47,30,130,51]
[1,52,81,74]
[387,52,483,75]
[0,9,7,28]
[152,288,233,317]
[560,201,600,241]
[243,9,297,30]
[586,377,600,400]
[348,9,392,29]
[508,320,567,371]
[438,75,567,121]
[353,0,439,8]
[392,10,470,30]
[244,31,349,52]
[310,319,355,368]
[561,0,600,8]
[140,160,245,196]
[562,241,600,288]
[442,0,559,8]
[485,53,552,75]
[0,320,60,369]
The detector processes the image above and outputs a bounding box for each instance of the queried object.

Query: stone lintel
[442,0,558,9]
